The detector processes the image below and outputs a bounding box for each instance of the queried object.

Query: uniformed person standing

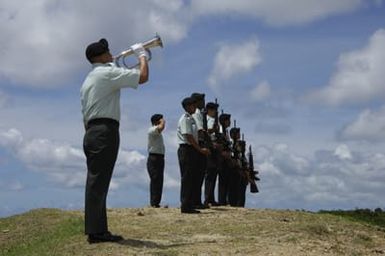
[217,113,232,206]
[81,38,149,243]
[177,97,210,214]
[147,114,165,208]
[190,92,207,209]
[204,102,220,206]
[228,127,242,206]
[236,139,248,207]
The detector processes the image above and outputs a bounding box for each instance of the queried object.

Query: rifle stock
[248,145,259,193]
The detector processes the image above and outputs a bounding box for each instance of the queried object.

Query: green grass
[1,207,385,255]
[0,209,83,256]
[319,208,385,229]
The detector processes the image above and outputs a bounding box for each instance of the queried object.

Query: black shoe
[205,201,219,207]
[87,231,124,244]
[151,204,160,208]
[181,208,201,214]
[194,204,209,209]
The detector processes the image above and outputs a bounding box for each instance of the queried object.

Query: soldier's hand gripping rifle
[230,128,251,185]
[202,108,214,152]
[248,145,260,193]
[213,98,220,138]
[213,99,231,152]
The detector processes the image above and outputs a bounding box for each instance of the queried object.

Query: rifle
[214,101,231,152]
[248,145,260,193]
[230,127,251,185]
[214,98,219,136]
[201,107,214,152]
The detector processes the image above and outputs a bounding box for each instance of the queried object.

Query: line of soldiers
[176,93,260,214]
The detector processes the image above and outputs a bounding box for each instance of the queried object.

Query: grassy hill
[1,207,385,255]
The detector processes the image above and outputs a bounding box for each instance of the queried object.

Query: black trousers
[228,167,241,207]
[83,119,119,235]
[146,153,165,206]
[177,144,196,211]
[237,178,248,207]
[192,151,206,206]
[218,157,231,205]
[204,150,219,204]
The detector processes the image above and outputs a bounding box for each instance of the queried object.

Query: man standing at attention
[177,97,210,214]
[190,93,207,209]
[147,114,166,208]
[81,38,149,243]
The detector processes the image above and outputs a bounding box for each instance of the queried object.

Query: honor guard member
[190,92,207,209]
[217,113,232,206]
[147,114,166,208]
[204,102,220,206]
[228,127,242,206]
[177,97,210,214]
[236,138,248,207]
[81,38,149,243]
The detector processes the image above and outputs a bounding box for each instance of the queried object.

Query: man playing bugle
[80,38,149,243]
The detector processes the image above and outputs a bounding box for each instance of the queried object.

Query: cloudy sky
[1,0,385,217]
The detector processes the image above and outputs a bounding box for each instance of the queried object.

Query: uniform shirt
[147,126,165,155]
[192,108,204,131]
[219,125,230,141]
[207,115,216,141]
[177,113,198,144]
[80,62,140,124]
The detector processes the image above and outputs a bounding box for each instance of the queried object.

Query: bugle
[114,34,163,68]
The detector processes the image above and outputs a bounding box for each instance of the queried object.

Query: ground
[1,207,385,255]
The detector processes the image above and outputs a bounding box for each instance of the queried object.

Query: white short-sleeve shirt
[80,62,140,124]
[207,115,216,141]
[192,108,204,131]
[177,113,198,144]
[147,126,165,155]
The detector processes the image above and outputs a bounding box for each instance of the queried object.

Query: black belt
[179,144,192,147]
[149,153,164,157]
[86,118,119,129]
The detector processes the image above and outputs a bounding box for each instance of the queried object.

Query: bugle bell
[114,34,163,68]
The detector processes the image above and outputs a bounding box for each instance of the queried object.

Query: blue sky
[1,0,385,217]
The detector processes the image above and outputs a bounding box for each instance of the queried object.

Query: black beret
[85,38,109,62]
[191,93,205,101]
[151,114,163,124]
[206,102,219,110]
[181,97,196,108]
[230,127,240,136]
[219,113,231,122]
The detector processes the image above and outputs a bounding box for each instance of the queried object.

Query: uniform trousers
[204,149,219,204]
[146,153,165,206]
[237,177,248,207]
[192,149,206,206]
[218,157,231,205]
[177,144,196,211]
[83,118,119,235]
[228,165,241,207]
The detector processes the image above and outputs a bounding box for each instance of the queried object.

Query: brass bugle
[114,34,163,68]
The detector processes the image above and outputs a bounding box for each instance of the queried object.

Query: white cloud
[190,0,375,26]
[250,81,271,102]
[0,180,24,191]
[1,0,382,88]
[208,38,262,90]
[0,128,147,189]
[0,0,187,87]
[306,28,385,105]
[334,144,352,160]
[0,129,23,150]
[340,105,385,141]
[0,90,9,108]
[254,143,385,210]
